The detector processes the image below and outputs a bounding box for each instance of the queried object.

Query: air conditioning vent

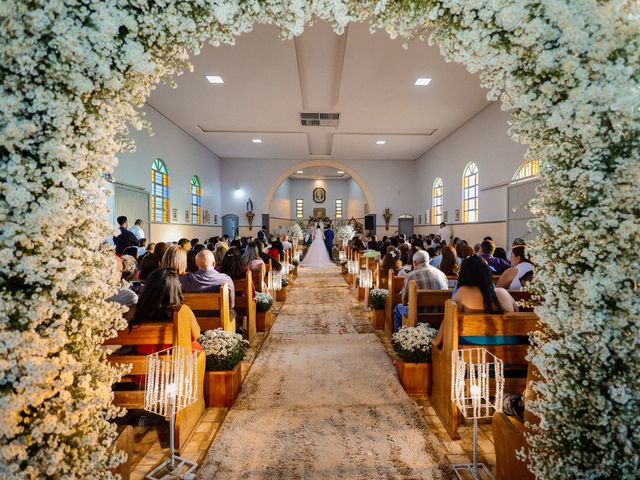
[300,112,340,127]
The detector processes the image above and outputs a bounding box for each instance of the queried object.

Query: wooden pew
[253,262,267,293]
[183,283,235,333]
[431,300,539,440]
[233,270,257,343]
[104,305,205,450]
[384,269,405,340]
[492,365,539,480]
[402,281,452,329]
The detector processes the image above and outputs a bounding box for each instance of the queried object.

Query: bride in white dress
[300,224,334,268]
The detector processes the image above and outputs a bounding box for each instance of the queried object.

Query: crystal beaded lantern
[451,348,504,480]
[144,346,199,479]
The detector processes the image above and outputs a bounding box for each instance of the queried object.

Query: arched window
[513,159,540,181]
[462,162,479,223]
[151,159,169,223]
[190,175,202,225]
[431,177,443,225]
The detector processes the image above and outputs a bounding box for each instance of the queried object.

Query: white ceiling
[147,21,490,161]
[287,166,351,180]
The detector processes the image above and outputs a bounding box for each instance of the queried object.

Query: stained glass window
[513,159,540,181]
[151,159,169,223]
[462,162,479,223]
[432,177,443,225]
[190,175,201,225]
[296,198,303,218]
[335,199,343,219]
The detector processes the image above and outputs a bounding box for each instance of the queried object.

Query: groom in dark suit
[324,224,335,260]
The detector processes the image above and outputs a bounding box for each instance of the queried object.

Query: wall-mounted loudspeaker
[364,214,376,231]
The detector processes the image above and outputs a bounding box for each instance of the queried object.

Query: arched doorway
[221,214,239,238]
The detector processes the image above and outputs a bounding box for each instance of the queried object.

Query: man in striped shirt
[393,250,449,332]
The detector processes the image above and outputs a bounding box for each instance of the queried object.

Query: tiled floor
[128,280,497,479]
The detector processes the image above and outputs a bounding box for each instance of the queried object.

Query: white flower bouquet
[336,222,356,242]
[369,288,388,310]
[255,292,274,312]
[289,223,304,241]
[198,328,249,371]
[392,324,438,363]
[281,274,289,287]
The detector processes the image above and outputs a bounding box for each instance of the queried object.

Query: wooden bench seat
[431,300,539,439]
[104,305,205,450]
[183,284,234,332]
[233,270,257,342]
[402,281,453,329]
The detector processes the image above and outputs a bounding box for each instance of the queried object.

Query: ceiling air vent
[300,112,340,127]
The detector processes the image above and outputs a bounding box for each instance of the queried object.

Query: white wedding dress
[301,228,334,268]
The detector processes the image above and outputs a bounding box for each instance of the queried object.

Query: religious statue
[246,198,255,231]
[383,208,392,231]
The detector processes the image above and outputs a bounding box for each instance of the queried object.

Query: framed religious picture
[203,209,211,224]
[443,210,448,222]
[172,208,178,222]
[214,214,218,224]
[455,209,460,222]
[185,210,190,223]
[313,207,326,219]
[418,215,422,225]
[312,187,326,203]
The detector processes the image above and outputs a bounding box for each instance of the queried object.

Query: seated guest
[497,245,535,290]
[130,268,202,355]
[214,241,229,267]
[137,238,148,258]
[438,246,460,283]
[493,247,508,262]
[351,235,366,251]
[367,235,379,251]
[269,234,284,260]
[219,247,248,281]
[432,255,519,349]
[429,245,443,267]
[107,256,138,315]
[122,245,139,260]
[180,250,235,308]
[138,252,160,282]
[457,243,475,259]
[161,245,187,276]
[392,251,448,332]
[230,239,242,249]
[453,255,517,313]
[243,241,266,289]
[187,249,199,273]
[154,242,168,261]
[190,238,199,249]
[478,240,511,274]
[113,216,139,254]
[281,234,292,252]
[178,238,191,252]
[120,255,138,282]
[380,246,401,276]
[398,243,411,268]
[257,240,282,272]
[507,237,526,260]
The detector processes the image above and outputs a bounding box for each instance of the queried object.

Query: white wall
[270,178,291,219]
[287,178,348,219]
[220,157,418,223]
[347,179,365,219]
[415,102,527,228]
[114,104,223,242]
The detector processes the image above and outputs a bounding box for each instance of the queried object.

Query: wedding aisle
[199,266,449,479]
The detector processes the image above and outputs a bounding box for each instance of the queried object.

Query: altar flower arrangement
[255,292,274,312]
[199,329,249,372]
[392,324,438,363]
[336,222,356,243]
[289,223,304,242]
[369,288,388,310]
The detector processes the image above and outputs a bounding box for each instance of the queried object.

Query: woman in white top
[497,246,534,290]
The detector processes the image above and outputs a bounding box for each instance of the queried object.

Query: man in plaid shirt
[393,250,449,332]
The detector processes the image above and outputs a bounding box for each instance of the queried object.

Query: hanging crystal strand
[145,356,153,412]
[160,354,167,417]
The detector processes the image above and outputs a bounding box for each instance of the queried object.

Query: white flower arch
[1,1,638,478]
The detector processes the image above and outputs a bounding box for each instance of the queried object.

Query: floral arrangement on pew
[281,274,289,288]
[198,329,248,407]
[392,324,438,364]
[392,323,438,395]
[199,328,249,372]
[255,292,274,312]
[369,288,388,310]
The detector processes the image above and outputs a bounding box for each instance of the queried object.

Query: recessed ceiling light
[415,77,432,86]
[337,170,344,174]
[376,140,386,145]
[252,138,262,143]
[296,170,304,174]
[205,75,224,84]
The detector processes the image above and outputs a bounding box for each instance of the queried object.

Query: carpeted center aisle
[199,266,449,479]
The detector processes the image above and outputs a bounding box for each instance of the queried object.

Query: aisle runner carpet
[199,266,449,479]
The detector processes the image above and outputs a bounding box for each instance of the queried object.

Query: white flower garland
[0,1,637,478]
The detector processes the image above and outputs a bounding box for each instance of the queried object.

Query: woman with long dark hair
[438,246,460,277]
[454,255,516,313]
[219,247,248,280]
[380,245,401,276]
[131,268,202,354]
